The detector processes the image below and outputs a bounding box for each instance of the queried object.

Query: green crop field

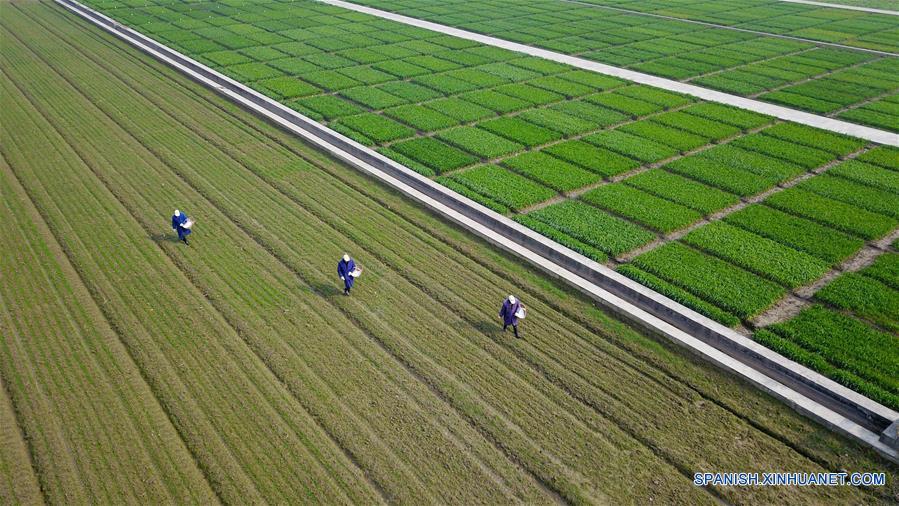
[346,0,899,132]
[1,0,898,502]
[67,0,896,411]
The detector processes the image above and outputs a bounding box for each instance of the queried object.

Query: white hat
[508,295,516,304]
[343,254,350,261]
[174,209,181,216]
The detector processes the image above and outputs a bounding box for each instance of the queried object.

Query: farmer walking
[499,295,525,338]
[171,209,193,245]
[337,253,358,295]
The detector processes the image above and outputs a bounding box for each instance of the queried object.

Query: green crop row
[816,272,899,333]
[391,137,477,173]
[760,123,865,156]
[495,82,563,106]
[502,152,600,192]
[730,134,835,169]
[581,184,702,233]
[339,86,407,109]
[614,86,693,108]
[765,188,897,240]
[651,111,740,141]
[479,116,562,147]
[516,108,594,136]
[855,146,899,172]
[543,140,640,178]
[630,242,785,320]
[585,130,678,163]
[829,160,899,195]
[527,200,655,256]
[683,102,773,134]
[586,92,664,117]
[693,74,771,96]
[839,105,899,134]
[459,89,530,113]
[424,96,493,122]
[624,169,738,214]
[450,165,556,210]
[384,104,459,132]
[759,90,841,114]
[699,144,804,183]
[334,113,415,144]
[377,147,436,177]
[682,222,830,288]
[513,214,608,262]
[778,77,884,109]
[438,126,524,158]
[616,265,741,327]
[619,120,709,153]
[292,94,363,120]
[797,174,899,219]
[550,100,628,127]
[435,175,509,213]
[415,73,481,94]
[863,253,899,291]
[755,305,899,410]
[664,156,775,196]
[724,205,864,264]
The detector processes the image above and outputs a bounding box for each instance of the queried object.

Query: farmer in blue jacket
[171,209,192,245]
[337,253,356,295]
[499,295,523,338]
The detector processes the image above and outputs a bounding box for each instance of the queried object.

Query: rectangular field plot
[816,272,899,333]
[448,165,556,210]
[724,205,865,264]
[502,152,601,191]
[630,243,786,320]
[526,201,656,256]
[796,173,899,219]
[623,170,739,214]
[756,306,899,411]
[682,222,830,288]
[581,184,702,233]
[543,140,640,177]
[765,188,897,240]
[664,156,777,196]
[438,126,525,158]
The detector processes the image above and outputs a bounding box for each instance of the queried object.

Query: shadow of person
[150,232,181,243]
[306,280,343,299]
[472,319,501,335]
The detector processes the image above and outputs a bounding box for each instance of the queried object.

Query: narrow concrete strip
[55,0,899,461]
[558,0,899,53]
[775,0,899,16]
[322,0,899,146]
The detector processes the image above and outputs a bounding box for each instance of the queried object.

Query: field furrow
[1,29,380,505]
[0,368,42,506]
[0,119,216,505]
